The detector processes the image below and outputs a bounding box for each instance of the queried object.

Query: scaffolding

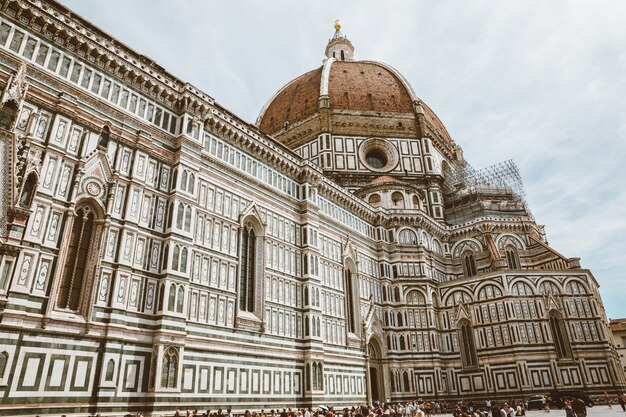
[443,159,533,220]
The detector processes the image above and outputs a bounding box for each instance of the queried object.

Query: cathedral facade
[0,2,623,416]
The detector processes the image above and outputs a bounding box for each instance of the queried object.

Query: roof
[257,59,454,148]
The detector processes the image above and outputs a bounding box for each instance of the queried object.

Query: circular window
[366,149,388,168]
[358,138,399,172]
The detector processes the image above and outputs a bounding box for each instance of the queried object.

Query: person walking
[618,393,626,412]
[572,397,587,417]
[604,392,613,409]
[564,400,576,417]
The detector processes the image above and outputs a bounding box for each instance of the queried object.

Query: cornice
[3,0,214,116]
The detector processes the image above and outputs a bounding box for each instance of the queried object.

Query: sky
[58,0,626,319]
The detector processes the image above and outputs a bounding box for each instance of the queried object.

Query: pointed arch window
[0,351,8,381]
[184,206,192,232]
[458,319,478,368]
[176,286,184,313]
[105,358,115,382]
[18,173,37,208]
[98,126,110,149]
[505,246,520,269]
[239,224,256,313]
[58,202,101,312]
[344,267,357,333]
[403,371,410,392]
[176,204,184,229]
[462,252,477,277]
[167,283,176,311]
[161,346,179,389]
[549,311,572,359]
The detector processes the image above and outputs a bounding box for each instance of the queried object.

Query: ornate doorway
[367,339,386,403]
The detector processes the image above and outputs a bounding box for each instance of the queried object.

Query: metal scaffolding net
[443,159,532,219]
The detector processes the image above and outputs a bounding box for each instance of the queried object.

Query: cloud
[59,0,626,318]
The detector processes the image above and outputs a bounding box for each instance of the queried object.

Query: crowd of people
[104,391,626,417]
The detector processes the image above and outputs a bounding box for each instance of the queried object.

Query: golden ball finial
[334,20,341,31]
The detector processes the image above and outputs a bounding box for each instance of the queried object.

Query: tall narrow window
[458,319,478,368]
[403,371,410,392]
[167,283,176,311]
[549,311,572,358]
[161,347,178,389]
[505,247,520,269]
[176,204,184,229]
[462,253,477,277]
[98,126,110,149]
[0,351,8,379]
[316,363,323,391]
[176,286,184,314]
[239,224,256,312]
[344,268,356,333]
[105,359,115,382]
[18,173,37,207]
[58,203,99,312]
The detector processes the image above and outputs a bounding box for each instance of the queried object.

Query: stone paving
[525,406,626,416]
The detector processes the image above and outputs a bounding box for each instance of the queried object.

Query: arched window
[391,191,405,208]
[157,283,164,311]
[397,312,404,327]
[18,173,37,207]
[58,202,100,312]
[566,281,586,295]
[549,311,572,358]
[176,286,184,313]
[304,316,310,336]
[403,371,410,392]
[161,347,178,389]
[398,228,418,245]
[168,283,176,311]
[316,363,323,391]
[407,290,425,304]
[368,193,381,207]
[462,253,477,277]
[176,204,184,229]
[399,335,406,350]
[505,246,520,269]
[540,281,560,295]
[390,371,396,392]
[412,195,420,209]
[305,363,311,390]
[184,206,192,232]
[172,246,180,270]
[161,245,169,271]
[98,126,110,149]
[344,267,357,333]
[304,287,309,306]
[458,319,478,368]
[180,247,188,272]
[187,173,195,194]
[180,170,188,191]
[239,224,256,312]
[105,358,115,382]
[0,351,8,379]
[511,281,533,296]
[478,285,503,300]
[0,100,18,129]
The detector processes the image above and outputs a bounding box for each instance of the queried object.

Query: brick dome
[256,26,456,155]
[256,59,454,149]
[258,59,415,133]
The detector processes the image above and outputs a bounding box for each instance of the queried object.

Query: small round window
[366,149,388,169]
[358,138,399,173]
